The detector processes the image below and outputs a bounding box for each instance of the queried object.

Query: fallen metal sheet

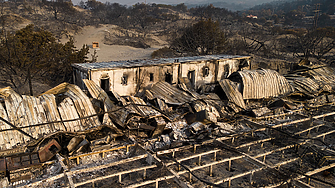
[286,76,323,96]
[57,97,82,132]
[308,66,335,89]
[151,116,166,138]
[0,102,15,150]
[185,110,217,125]
[39,94,65,132]
[0,87,32,148]
[203,93,230,117]
[38,139,61,163]
[251,107,271,117]
[219,79,246,109]
[128,96,161,117]
[232,69,293,100]
[0,83,103,150]
[192,100,220,119]
[145,81,196,105]
[286,66,335,96]
[42,83,101,129]
[82,79,116,111]
[82,79,130,127]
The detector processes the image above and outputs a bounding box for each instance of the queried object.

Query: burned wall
[180,60,217,89]
[217,59,242,81]
[90,68,138,96]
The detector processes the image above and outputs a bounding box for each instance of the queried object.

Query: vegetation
[0,24,89,95]
[0,0,335,93]
[171,19,227,55]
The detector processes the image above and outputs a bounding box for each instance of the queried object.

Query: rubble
[1,59,335,187]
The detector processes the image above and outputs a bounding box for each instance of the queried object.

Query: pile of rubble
[1,63,335,187]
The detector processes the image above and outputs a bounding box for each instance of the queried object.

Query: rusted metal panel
[234,69,292,100]
[0,158,6,174]
[38,139,61,163]
[6,152,40,171]
[219,79,246,109]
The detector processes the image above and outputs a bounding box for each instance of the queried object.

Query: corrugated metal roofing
[285,66,335,96]
[145,82,196,105]
[0,84,101,150]
[82,79,132,127]
[219,79,246,109]
[234,69,293,100]
[72,55,250,71]
[128,96,161,117]
[42,83,101,129]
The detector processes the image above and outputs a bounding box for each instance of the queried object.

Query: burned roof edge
[72,54,252,72]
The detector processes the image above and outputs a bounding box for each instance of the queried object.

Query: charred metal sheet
[231,69,293,100]
[192,100,220,120]
[82,79,116,111]
[38,139,61,163]
[145,81,196,105]
[0,158,6,174]
[156,98,171,113]
[128,96,161,117]
[286,76,323,96]
[307,66,335,89]
[42,83,101,129]
[39,94,65,132]
[0,102,15,150]
[251,107,271,117]
[6,152,40,171]
[286,66,335,96]
[185,110,217,125]
[82,79,130,127]
[57,97,82,132]
[203,93,230,118]
[219,79,245,109]
[151,117,166,138]
[0,87,32,148]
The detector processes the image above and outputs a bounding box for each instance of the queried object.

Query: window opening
[203,67,209,77]
[149,73,154,82]
[188,70,195,88]
[121,75,128,85]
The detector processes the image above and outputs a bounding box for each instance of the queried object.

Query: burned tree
[171,19,227,55]
[0,24,89,95]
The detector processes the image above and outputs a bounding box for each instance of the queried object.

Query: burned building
[72,55,252,96]
[1,56,335,188]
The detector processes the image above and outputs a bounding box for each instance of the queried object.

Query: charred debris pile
[1,62,335,186]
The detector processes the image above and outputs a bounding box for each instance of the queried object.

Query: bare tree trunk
[28,68,33,96]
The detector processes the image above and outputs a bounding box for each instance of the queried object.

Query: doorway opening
[188,70,195,88]
[100,78,110,92]
[165,73,173,84]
